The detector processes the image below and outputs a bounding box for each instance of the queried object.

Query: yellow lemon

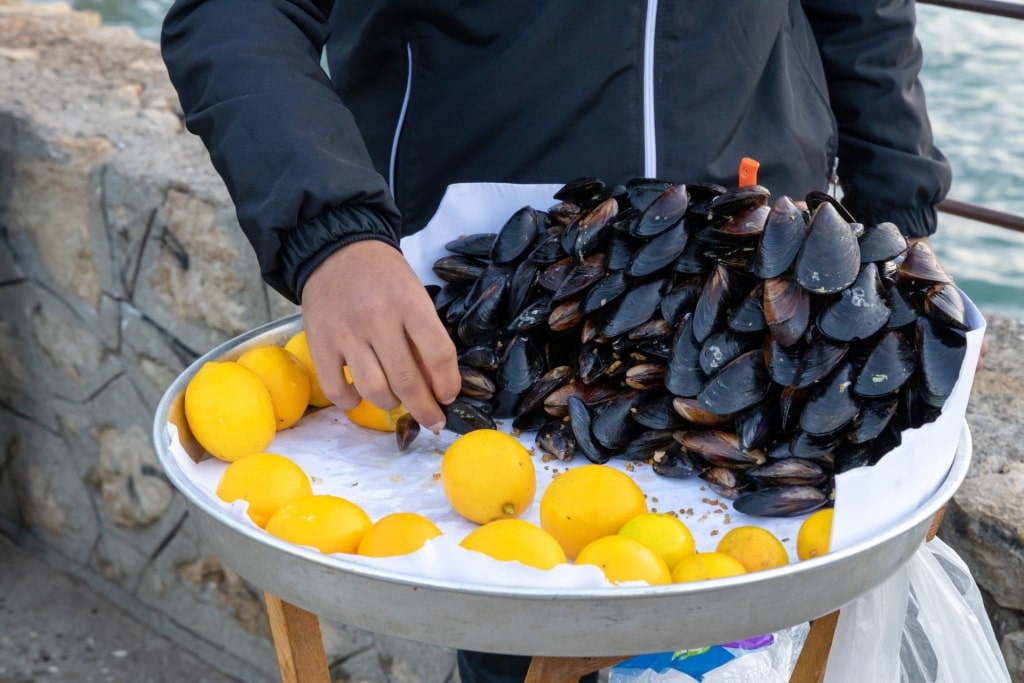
[715,526,790,573]
[575,535,671,586]
[539,465,647,559]
[284,330,332,408]
[459,519,566,570]
[441,429,536,524]
[797,508,834,561]
[184,360,276,462]
[618,513,696,571]
[357,512,443,557]
[237,345,311,430]
[671,552,748,583]
[339,365,408,432]
[216,452,313,528]
[265,494,371,554]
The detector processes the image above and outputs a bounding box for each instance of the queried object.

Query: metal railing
[919,0,1024,233]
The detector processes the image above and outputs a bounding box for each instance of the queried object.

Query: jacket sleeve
[161,0,402,303]
[802,0,952,237]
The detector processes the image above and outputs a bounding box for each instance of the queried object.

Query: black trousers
[456,650,600,683]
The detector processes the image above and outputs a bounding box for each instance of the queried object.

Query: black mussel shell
[789,429,840,459]
[553,176,607,207]
[699,329,760,376]
[620,429,676,460]
[652,445,701,479]
[805,190,856,222]
[459,344,501,371]
[858,222,907,263]
[626,177,676,212]
[566,395,610,464]
[751,196,808,278]
[457,276,508,345]
[897,241,953,286]
[661,278,703,327]
[733,485,830,518]
[671,235,715,275]
[763,275,811,348]
[699,466,749,499]
[795,202,860,294]
[706,184,771,220]
[791,335,848,390]
[817,263,891,342]
[923,282,969,331]
[548,298,583,332]
[395,413,421,451]
[779,386,810,434]
[536,418,576,461]
[578,343,616,384]
[606,233,637,271]
[714,204,769,239]
[632,183,689,237]
[445,233,497,258]
[491,206,542,264]
[458,365,496,399]
[505,259,539,320]
[433,254,488,285]
[516,365,572,417]
[845,395,899,444]
[624,362,667,391]
[507,294,553,332]
[916,316,967,408]
[552,253,607,303]
[799,362,860,436]
[574,197,618,260]
[497,334,544,396]
[537,257,574,291]
[591,390,645,450]
[728,283,766,333]
[692,264,737,343]
[526,228,566,264]
[580,271,629,315]
[674,430,767,468]
[671,396,732,428]
[736,397,782,451]
[884,280,919,329]
[697,349,771,416]
[627,219,689,277]
[764,337,803,387]
[747,458,827,487]
[632,394,686,431]
[598,277,670,338]
[443,398,497,433]
[852,329,916,397]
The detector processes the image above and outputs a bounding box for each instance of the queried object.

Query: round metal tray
[153,314,971,657]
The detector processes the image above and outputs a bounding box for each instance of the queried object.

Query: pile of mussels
[406,178,971,518]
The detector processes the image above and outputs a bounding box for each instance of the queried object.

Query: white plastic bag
[825,537,1010,683]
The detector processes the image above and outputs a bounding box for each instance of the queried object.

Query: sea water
[35,0,1024,319]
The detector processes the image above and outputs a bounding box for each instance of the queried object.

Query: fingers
[300,241,461,432]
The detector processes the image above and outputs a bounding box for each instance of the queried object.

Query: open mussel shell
[858,222,907,263]
[852,329,916,398]
[795,202,860,294]
[916,316,968,408]
[799,362,860,436]
[816,262,891,342]
[733,485,831,518]
[697,349,771,417]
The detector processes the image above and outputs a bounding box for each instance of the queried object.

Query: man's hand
[300,240,462,433]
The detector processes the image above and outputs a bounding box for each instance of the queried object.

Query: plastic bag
[825,536,1010,683]
[609,627,808,683]
[611,538,1010,682]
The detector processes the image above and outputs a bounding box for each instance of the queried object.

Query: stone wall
[0,2,1020,681]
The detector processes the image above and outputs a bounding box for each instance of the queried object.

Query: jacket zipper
[643,0,658,177]
[389,42,414,200]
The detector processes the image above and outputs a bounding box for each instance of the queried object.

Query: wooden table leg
[788,610,840,683]
[525,655,630,682]
[264,593,332,683]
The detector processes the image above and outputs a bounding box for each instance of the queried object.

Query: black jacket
[161,0,951,304]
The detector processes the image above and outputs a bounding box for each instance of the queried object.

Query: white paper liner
[166,182,985,590]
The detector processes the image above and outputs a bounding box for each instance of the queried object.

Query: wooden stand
[262,509,947,683]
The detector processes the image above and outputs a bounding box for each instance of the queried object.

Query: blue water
[43,0,1024,320]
